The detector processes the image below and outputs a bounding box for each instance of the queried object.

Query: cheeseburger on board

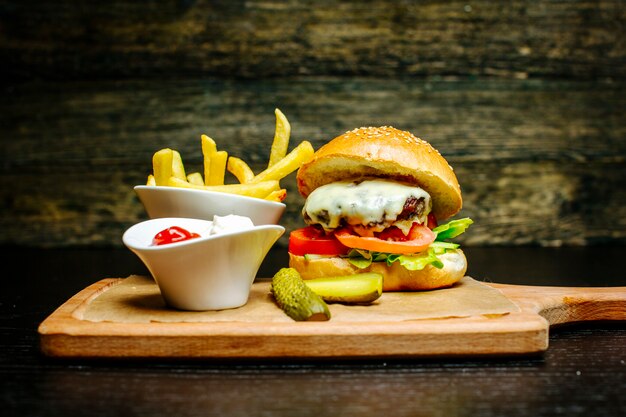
[288,126,473,291]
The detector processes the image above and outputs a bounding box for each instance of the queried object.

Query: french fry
[171,150,187,181]
[168,177,280,198]
[207,150,228,185]
[252,140,314,184]
[265,189,287,202]
[227,156,255,183]
[152,148,174,186]
[268,108,291,168]
[201,134,217,184]
[186,172,204,185]
[148,111,311,201]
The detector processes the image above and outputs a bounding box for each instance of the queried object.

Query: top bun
[297,126,462,220]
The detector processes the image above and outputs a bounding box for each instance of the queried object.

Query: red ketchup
[152,226,200,246]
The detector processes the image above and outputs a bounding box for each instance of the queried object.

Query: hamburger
[288,126,473,291]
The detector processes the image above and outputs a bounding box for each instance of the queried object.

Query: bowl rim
[122,217,285,252]
[134,185,287,209]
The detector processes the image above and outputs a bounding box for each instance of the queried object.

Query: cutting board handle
[498,284,626,326]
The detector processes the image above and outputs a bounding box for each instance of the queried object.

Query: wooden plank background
[1,0,625,248]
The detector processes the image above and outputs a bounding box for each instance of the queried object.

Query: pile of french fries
[146,109,314,202]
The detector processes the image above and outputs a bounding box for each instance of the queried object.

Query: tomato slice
[335,225,435,254]
[289,226,351,256]
[376,223,425,241]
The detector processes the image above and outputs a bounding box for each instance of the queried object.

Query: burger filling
[302,179,432,236]
[290,178,473,272]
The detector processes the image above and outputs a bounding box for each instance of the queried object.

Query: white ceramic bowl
[122,217,285,311]
[134,185,286,225]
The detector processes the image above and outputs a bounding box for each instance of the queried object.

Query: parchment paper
[78,275,519,323]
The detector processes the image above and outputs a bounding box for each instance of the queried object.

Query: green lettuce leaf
[348,256,373,269]
[347,249,388,269]
[433,217,473,241]
[342,217,473,271]
[429,241,460,254]
[347,248,444,271]
[392,249,444,270]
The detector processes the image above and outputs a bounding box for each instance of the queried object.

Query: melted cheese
[303,179,432,234]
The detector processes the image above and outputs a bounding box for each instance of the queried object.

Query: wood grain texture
[1,1,624,248]
[5,247,626,417]
[2,0,625,413]
[1,0,624,80]
[37,278,626,359]
[1,78,624,247]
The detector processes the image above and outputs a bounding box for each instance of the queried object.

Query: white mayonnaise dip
[209,214,255,235]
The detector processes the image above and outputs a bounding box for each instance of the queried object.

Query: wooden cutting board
[38,277,626,359]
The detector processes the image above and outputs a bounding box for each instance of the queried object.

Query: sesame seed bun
[297,126,462,220]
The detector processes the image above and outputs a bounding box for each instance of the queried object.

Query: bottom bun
[289,250,467,291]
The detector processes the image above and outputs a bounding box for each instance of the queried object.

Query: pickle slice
[304,273,383,304]
[271,268,331,321]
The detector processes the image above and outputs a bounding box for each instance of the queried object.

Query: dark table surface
[2,246,625,417]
